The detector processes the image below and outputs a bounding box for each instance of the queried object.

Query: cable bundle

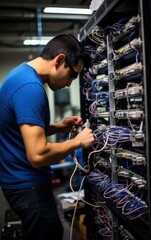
[87,171,147,220]
[86,89,109,101]
[91,193,112,238]
[88,25,106,46]
[102,125,131,146]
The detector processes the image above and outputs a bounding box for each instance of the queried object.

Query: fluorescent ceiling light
[23,37,54,46]
[43,7,92,15]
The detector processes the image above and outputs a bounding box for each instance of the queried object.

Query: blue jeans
[2,182,63,240]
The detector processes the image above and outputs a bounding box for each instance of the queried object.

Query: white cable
[69,164,82,240]
[69,164,103,207]
[68,125,90,174]
[88,135,109,164]
[69,165,105,240]
[71,154,88,174]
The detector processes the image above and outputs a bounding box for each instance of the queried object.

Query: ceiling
[0,0,91,52]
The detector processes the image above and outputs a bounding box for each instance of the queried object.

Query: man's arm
[20,124,94,168]
[46,116,83,136]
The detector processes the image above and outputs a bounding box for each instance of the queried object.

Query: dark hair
[40,34,91,68]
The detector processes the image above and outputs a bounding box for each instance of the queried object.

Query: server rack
[79,0,151,239]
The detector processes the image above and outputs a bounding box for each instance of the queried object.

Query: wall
[0,50,35,84]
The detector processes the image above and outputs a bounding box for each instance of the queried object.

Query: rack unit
[79,0,151,239]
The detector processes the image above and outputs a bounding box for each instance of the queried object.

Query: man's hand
[74,128,95,148]
[56,116,83,133]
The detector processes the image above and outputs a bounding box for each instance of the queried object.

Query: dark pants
[2,182,63,240]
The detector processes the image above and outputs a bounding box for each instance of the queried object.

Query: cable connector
[82,119,90,128]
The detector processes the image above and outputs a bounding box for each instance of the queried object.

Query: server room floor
[53,183,85,240]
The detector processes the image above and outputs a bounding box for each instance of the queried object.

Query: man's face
[48,59,84,91]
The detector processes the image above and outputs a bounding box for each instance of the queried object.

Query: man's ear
[55,53,66,67]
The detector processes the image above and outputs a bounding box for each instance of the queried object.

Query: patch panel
[117,166,146,183]
[113,15,141,41]
[130,177,146,189]
[93,111,110,118]
[114,37,142,60]
[92,59,108,73]
[114,109,144,119]
[114,85,143,98]
[124,15,141,32]
[96,44,107,54]
[130,130,145,147]
[96,74,109,83]
[116,148,146,165]
[118,166,144,179]
[114,62,143,80]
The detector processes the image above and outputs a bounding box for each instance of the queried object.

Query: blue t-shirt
[0,62,52,189]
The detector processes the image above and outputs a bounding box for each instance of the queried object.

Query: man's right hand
[74,128,95,148]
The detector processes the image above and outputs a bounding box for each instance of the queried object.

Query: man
[0,34,95,240]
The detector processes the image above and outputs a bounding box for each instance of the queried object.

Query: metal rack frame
[79,0,151,239]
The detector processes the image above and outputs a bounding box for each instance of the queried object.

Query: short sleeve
[11,83,49,128]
